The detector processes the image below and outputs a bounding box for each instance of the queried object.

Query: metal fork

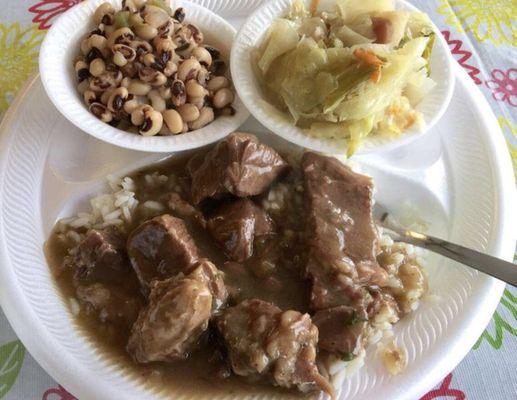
[373,203,517,286]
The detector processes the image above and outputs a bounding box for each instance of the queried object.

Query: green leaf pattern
[0,340,25,398]
[474,289,517,350]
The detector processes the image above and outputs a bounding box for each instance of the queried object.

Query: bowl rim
[39,0,250,153]
[230,0,455,155]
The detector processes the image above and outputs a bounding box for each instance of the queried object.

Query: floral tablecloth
[0,1,515,399]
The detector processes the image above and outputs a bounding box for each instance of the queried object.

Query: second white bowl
[40,0,249,153]
[231,0,455,155]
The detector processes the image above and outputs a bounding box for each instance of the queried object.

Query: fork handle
[388,229,517,286]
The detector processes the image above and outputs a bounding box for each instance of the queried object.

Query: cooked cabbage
[254,0,436,154]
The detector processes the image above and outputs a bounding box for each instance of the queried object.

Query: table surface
[0,1,515,399]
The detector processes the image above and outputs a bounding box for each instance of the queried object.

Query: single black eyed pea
[107,87,129,113]
[188,95,205,110]
[197,68,209,87]
[163,61,178,77]
[187,24,203,44]
[100,88,114,105]
[171,79,186,107]
[177,58,201,82]
[150,72,167,87]
[77,79,89,94]
[131,104,153,126]
[74,60,88,73]
[129,12,144,26]
[93,2,115,25]
[89,58,106,77]
[143,6,170,28]
[123,96,141,114]
[213,88,234,109]
[76,63,90,82]
[185,79,205,98]
[147,90,166,112]
[87,34,109,57]
[158,86,172,99]
[207,76,229,92]
[80,38,90,55]
[128,79,151,96]
[135,23,158,40]
[189,106,214,130]
[83,90,97,105]
[139,108,163,136]
[162,109,183,134]
[177,103,200,123]
[107,27,135,48]
[192,47,212,67]
[120,77,131,88]
[89,102,113,123]
[153,37,175,53]
[113,51,127,67]
[142,53,156,67]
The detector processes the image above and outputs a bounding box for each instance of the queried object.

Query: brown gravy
[45,154,312,398]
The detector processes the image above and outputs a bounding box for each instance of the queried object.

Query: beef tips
[312,306,368,357]
[76,283,142,327]
[127,214,199,289]
[66,229,128,284]
[302,152,387,310]
[215,299,333,396]
[207,199,274,262]
[167,192,206,227]
[187,132,289,204]
[128,259,227,363]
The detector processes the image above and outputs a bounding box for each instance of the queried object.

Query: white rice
[61,175,139,230]
[142,200,166,212]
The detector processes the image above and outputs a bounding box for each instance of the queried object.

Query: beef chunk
[186,259,228,310]
[187,133,289,204]
[312,306,368,357]
[302,152,387,310]
[215,299,333,396]
[76,283,142,327]
[128,260,227,363]
[66,229,128,284]
[207,199,274,262]
[127,214,199,289]
[167,192,206,227]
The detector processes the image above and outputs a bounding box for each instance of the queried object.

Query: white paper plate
[0,2,515,400]
[39,0,250,152]
[231,0,454,155]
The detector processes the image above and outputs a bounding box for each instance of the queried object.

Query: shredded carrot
[353,49,384,83]
[310,0,320,15]
[353,48,383,67]
[370,68,382,83]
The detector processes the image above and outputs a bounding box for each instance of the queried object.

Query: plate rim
[0,70,515,400]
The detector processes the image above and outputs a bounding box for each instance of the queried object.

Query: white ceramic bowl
[231,0,455,155]
[39,0,249,152]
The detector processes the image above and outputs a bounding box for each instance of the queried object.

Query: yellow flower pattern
[0,23,44,113]
[498,117,517,177]
[437,0,516,46]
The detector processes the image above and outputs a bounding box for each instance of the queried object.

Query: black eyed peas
[75,0,235,136]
